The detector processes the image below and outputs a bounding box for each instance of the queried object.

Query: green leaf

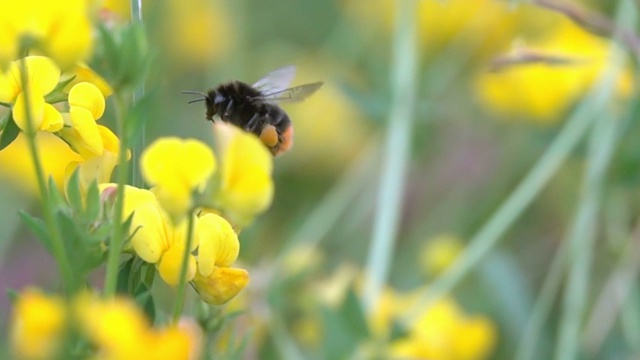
[85,180,100,221]
[0,112,20,151]
[18,210,52,253]
[6,288,18,303]
[116,256,135,294]
[44,75,76,104]
[66,169,83,213]
[47,176,66,210]
[134,283,156,322]
[340,286,370,339]
[0,113,9,132]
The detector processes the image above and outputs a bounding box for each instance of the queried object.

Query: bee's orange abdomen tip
[276,125,294,156]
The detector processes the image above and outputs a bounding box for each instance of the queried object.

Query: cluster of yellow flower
[0,1,275,358]
[10,289,198,359]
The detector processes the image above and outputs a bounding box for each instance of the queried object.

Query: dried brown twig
[532,0,640,62]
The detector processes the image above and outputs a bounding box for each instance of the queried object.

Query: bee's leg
[245,113,260,132]
[223,100,234,119]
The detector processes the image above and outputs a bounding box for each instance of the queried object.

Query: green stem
[515,236,568,360]
[555,84,621,360]
[18,59,75,293]
[130,0,145,188]
[103,94,130,296]
[362,0,418,313]
[173,212,196,323]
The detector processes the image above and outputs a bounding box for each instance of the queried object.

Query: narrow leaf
[0,113,20,151]
[18,210,52,253]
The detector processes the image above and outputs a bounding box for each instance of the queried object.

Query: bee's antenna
[181,90,207,96]
[187,98,206,104]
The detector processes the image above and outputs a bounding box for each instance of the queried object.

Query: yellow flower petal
[197,213,239,277]
[69,82,105,120]
[13,91,45,132]
[69,106,103,155]
[40,103,64,132]
[129,203,168,264]
[192,267,249,305]
[0,63,21,103]
[20,56,61,96]
[214,123,274,225]
[45,17,93,70]
[158,243,196,286]
[142,137,216,188]
[141,137,216,218]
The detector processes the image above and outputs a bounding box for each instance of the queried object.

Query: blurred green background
[3,0,640,359]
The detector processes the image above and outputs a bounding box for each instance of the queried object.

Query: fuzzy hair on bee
[182,66,323,156]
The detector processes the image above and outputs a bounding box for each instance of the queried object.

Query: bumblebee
[183,66,322,156]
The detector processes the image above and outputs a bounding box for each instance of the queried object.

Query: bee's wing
[251,82,323,103]
[252,65,297,95]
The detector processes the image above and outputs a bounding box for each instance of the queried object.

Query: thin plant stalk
[362,0,418,313]
[556,2,633,357]
[400,50,621,328]
[555,91,622,360]
[130,0,145,188]
[173,211,196,322]
[103,94,131,296]
[18,58,75,293]
[515,235,569,360]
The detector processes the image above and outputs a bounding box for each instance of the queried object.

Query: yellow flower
[0,56,63,133]
[141,137,216,220]
[420,234,464,276]
[191,212,249,305]
[212,123,274,226]
[110,185,199,286]
[10,288,66,360]
[0,0,93,68]
[75,294,198,360]
[64,125,125,196]
[475,19,633,124]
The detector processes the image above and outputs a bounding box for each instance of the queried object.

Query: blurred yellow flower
[0,131,82,195]
[75,294,198,360]
[212,123,274,226]
[368,288,497,360]
[10,288,66,360]
[389,297,497,360]
[343,0,517,59]
[141,137,216,220]
[475,19,633,124]
[161,0,234,69]
[192,212,249,305]
[0,0,93,68]
[420,234,464,276]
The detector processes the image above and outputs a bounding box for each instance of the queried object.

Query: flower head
[141,137,216,220]
[192,212,249,305]
[212,123,274,226]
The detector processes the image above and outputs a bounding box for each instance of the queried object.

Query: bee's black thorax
[204,81,292,148]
